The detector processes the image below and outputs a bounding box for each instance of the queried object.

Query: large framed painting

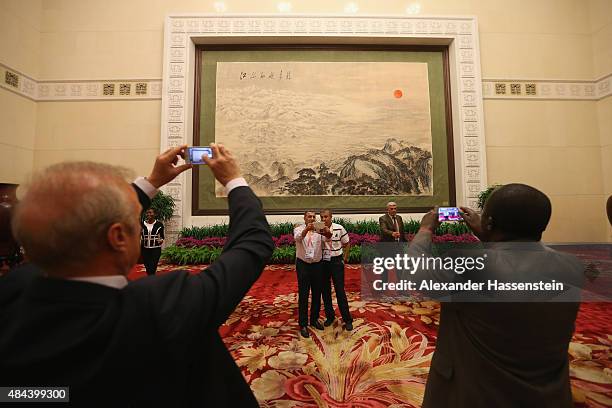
[193,45,455,215]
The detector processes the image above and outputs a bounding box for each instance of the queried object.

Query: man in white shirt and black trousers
[294,210,329,338]
[320,208,353,331]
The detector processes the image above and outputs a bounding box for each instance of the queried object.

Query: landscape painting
[214,61,433,198]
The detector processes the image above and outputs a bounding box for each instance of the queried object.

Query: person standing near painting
[379,201,407,242]
[378,201,407,286]
[294,210,329,338]
[141,208,164,275]
[320,208,353,331]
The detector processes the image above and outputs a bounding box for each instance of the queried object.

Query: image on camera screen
[438,207,462,222]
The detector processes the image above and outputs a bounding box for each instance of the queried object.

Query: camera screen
[189,147,213,164]
[438,207,462,222]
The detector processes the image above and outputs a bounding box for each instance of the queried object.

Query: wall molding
[0,63,162,101]
[4,61,610,103]
[482,74,612,101]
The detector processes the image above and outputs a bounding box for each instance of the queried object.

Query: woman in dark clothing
[141,208,164,275]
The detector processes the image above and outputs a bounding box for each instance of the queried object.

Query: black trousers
[295,259,323,327]
[321,256,353,323]
[142,247,161,276]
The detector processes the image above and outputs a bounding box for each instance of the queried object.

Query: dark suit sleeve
[132,183,152,211]
[159,222,165,240]
[379,215,395,241]
[199,186,274,326]
[140,186,274,337]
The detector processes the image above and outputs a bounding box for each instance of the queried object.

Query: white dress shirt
[294,224,324,263]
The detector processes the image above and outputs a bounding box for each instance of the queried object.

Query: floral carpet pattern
[129,264,611,407]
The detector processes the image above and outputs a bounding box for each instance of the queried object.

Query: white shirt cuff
[133,177,159,199]
[225,177,249,195]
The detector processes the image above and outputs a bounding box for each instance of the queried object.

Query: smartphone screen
[187,146,213,165]
[438,207,462,222]
[313,221,325,230]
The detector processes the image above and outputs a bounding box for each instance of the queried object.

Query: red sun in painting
[393,89,403,98]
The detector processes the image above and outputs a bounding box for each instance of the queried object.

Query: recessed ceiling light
[277,2,292,13]
[344,2,359,13]
[406,2,422,14]
[213,1,227,12]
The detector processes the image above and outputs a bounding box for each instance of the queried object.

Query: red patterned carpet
[128,264,612,407]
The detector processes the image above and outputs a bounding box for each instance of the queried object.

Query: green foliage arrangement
[347,245,362,264]
[332,218,380,235]
[166,210,476,265]
[177,216,471,240]
[400,218,470,235]
[270,246,296,264]
[162,245,222,265]
[435,222,471,235]
[403,219,421,234]
[269,222,296,236]
[477,184,502,211]
[164,244,348,265]
[180,224,230,239]
[147,191,176,222]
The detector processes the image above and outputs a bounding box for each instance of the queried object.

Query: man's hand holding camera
[420,207,440,233]
[319,225,332,239]
[147,145,192,188]
[459,207,483,239]
[202,143,241,186]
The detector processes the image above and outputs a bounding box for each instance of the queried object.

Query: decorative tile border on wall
[37,80,163,101]
[0,63,162,101]
[2,66,609,104]
[0,63,37,100]
[482,74,612,101]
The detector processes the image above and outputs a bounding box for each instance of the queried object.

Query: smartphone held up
[438,207,462,222]
[313,221,325,230]
[185,146,213,165]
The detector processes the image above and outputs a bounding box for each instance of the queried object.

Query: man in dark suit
[0,144,274,407]
[409,184,583,408]
[378,202,407,288]
[379,201,407,242]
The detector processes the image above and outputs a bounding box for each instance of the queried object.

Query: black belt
[296,258,321,264]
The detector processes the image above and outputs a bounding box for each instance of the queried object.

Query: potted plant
[477,184,502,212]
[146,191,176,222]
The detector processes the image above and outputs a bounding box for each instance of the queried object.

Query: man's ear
[107,223,129,252]
[485,216,494,231]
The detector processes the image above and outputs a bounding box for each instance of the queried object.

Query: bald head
[483,183,551,241]
[12,162,140,272]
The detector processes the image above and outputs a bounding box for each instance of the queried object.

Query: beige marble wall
[484,99,607,242]
[0,89,36,185]
[590,0,612,79]
[590,0,612,240]
[37,0,597,80]
[597,96,612,241]
[0,0,41,77]
[34,100,161,177]
[0,1,41,185]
